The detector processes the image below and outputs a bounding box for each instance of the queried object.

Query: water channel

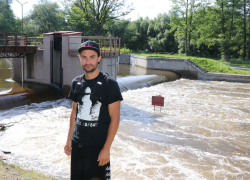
[0,58,249,179]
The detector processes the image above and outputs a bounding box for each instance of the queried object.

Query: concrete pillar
[12,58,22,82]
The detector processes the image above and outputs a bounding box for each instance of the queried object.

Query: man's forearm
[103,101,121,150]
[103,117,120,150]
[66,109,76,143]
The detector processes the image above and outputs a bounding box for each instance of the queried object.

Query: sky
[11,0,173,21]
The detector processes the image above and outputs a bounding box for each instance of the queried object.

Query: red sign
[152,96,164,107]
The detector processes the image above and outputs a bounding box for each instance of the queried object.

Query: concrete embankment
[130,55,250,83]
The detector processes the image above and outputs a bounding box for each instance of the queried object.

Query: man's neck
[85,69,100,80]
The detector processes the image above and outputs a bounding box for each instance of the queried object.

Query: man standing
[64,41,123,180]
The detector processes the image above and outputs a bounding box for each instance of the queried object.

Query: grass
[219,59,250,68]
[0,160,59,180]
[132,53,250,75]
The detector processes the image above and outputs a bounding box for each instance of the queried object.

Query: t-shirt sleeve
[107,78,123,105]
[68,79,78,102]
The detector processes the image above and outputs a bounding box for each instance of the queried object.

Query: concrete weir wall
[119,54,131,64]
[131,55,250,83]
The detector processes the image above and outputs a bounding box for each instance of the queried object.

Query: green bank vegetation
[0,160,58,180]
[134,53,250,75]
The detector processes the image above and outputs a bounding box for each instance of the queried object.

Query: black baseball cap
[78,41,100,57]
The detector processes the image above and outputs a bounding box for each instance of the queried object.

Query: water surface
[0,63,249,180]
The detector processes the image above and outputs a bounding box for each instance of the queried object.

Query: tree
[121,17,150,51]
[238,0,250,60]
[64,0,133,36]
[30,0,67,34]
[108,19,130,45]
[196,0,246,60]
[0,0,20,33]
[170,0,191,55]
[170,0,208,56]
[148,14,178,53]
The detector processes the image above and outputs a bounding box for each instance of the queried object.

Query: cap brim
[78,47,100,56]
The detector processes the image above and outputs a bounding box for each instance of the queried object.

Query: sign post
[152,95,164,111]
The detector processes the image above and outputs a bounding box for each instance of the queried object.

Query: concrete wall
[52,50,61,84]
[61,35,85,88]
[99,57,117,80]
[23,50,51,84]
[119,54,131,64]
[131,55,250,83]
[12,58,22,82]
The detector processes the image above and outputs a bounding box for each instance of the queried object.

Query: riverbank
[0,160,58,180]
[131,55,250,83]
[134,53,250,75]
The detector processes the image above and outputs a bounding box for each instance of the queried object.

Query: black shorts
[71,140,111,180]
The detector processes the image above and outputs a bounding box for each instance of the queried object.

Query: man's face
[79,50,101,73]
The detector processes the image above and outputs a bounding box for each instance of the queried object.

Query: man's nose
[85,58,91,63]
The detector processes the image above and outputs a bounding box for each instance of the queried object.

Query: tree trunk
[228,0,235,60]
[221,0,227,60]
[243,0,246,60]
[185,0,188,56]
[188,0,194,56]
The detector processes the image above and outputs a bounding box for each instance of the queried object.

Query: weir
[131,55,250,83]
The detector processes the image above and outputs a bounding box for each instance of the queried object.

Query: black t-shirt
[68,71,123,145]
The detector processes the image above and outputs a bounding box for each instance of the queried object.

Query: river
[0,60,249,179]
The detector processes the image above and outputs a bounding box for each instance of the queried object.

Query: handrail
[0,33,42,47]
[68,36,121,57]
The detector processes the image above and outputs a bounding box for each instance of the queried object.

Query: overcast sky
[11,0,173,21]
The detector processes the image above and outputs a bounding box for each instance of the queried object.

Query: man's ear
[98,56,102,64]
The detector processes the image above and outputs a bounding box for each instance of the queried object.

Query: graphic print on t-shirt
[77,87,102,121]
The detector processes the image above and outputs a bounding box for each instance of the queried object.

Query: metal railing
[68,36,121,57]
[0,33,43,47]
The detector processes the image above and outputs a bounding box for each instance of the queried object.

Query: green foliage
[148,13,177,53]
[64,0,134,36]
[30,0,67,34]
[0,0,20,33]
[108,14,178,53]
[108,19,130,44]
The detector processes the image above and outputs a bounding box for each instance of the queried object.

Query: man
[64,41,123,180]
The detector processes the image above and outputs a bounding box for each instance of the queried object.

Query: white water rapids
[0,75,250,179]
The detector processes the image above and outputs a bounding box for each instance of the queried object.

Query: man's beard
[82,63,98,73]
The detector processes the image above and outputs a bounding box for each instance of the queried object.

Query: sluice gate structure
[0,31,121,97]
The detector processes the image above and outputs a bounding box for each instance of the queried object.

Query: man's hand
[64,141,72,156]
[97,148,110,166]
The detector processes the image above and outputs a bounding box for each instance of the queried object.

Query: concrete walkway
[230,66,250,71]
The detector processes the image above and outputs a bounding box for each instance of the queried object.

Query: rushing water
[0,64,250,179]
[0,58,61,110]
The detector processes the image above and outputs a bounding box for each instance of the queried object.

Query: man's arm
[64,102,77,156]
[97,100,121,166]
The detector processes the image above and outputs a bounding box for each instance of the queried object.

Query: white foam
[0,78,250,179]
